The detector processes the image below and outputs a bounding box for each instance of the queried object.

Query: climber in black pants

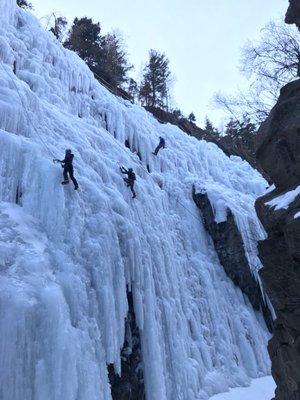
[120,166,136,198]
[55,149,79,190]
[152,137,166,156]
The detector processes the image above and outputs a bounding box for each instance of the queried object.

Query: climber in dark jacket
[56,149,79,190]
[152,137,166,156]
[120,166,136,198]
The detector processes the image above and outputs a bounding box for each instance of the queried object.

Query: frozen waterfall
[0,2,270,399]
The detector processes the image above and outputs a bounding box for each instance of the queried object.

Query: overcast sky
[32,0,287,128]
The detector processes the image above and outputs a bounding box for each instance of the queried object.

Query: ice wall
[0,0,15,25]
[0,2,271,400]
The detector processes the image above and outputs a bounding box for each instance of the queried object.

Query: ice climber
[55,149,79,190]
[152,136,166,156]
[120,166,136,198]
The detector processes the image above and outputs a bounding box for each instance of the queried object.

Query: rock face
[108,291,145,400]
[256,80,300,189]
[286,0,300,30]
[256,188,300,400]
[256,79,300,400]
[193,190,273,331]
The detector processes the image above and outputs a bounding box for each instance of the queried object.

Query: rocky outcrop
[256,78,300,400]
[108,291,145,400]
[286,0,300,30]
[256,80,300,190]
[193,190,273,331]
[256,187,300,400]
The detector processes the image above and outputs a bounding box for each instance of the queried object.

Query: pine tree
[17,0,32,9]
[225,119,240,138]
[172,108,183,119]
[64,20,131,90]
[140,50,171,108]
[50,17,68,42]
[139,81,152,106]
[188,112,196,123]
[222,116,257,160]
[205,117,219,136]
[64,17,101,70]
[128,78,138,103]
[98,33,132,88]
[225,116,256,139]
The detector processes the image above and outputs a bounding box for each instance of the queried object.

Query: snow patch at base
[209,376,276,400]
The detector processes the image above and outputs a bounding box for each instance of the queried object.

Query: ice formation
[0,1,271,399]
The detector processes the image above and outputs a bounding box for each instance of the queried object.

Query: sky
[32,0,288,128]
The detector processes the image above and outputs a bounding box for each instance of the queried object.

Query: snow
[265,184,275,195]
[266,185,300,211]
[209,376,275,400]
[295,211,300,219]
[0,2,271,400]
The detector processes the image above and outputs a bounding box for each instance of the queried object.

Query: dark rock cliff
[256,80,300,189]
[256,78,300,399]
[108,291,145,400]
[286,0,300,30]
[193,189,273,331]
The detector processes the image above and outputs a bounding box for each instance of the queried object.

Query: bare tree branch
[213,20,300,125]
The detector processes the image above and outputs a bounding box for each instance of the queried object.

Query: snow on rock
[265,185,300,211]
[193,156,267,277]
[265,184,276,195]
[0,3,271,400]
[295,211,300,219]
